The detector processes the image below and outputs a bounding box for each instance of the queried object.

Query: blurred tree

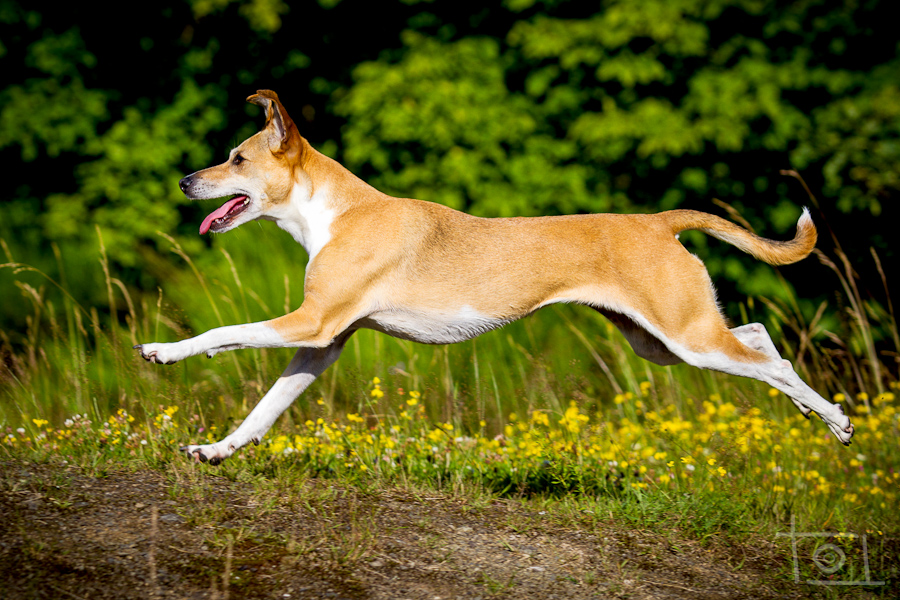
[0,1,229,302]
[336,0,899,307]
[339,32,596,217]
[1,0,897,326]
[0,0,415,315]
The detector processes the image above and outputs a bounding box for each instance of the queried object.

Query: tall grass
[2,218,898,545]
[2,220,895,426]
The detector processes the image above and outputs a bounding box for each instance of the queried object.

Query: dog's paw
[822,404,854,446]
[134,342,186,365]
[180,442,234,466]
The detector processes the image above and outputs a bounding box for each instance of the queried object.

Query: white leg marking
[134,322,288,364]
[180,340,348,465]
[590,310,853,444]
[729,323,811,418]
[681,324,854,445]
[754,359,854,444]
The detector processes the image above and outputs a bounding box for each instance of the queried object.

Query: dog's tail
[665,208,817,266]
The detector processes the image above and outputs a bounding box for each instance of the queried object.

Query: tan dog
[135,90,854,464]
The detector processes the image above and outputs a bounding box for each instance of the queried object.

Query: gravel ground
[0,459,817,599]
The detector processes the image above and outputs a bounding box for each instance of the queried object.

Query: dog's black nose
[179,176,193,193]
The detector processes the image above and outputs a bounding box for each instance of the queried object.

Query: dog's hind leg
[729,323,812,418]
[180,333,351,465]
[672,326,854,445]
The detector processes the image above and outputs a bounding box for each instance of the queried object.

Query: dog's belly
[358,306,512,344]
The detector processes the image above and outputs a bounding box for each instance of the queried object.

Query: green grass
[2,224,899,590]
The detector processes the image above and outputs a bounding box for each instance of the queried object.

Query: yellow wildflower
[531,411,550,427]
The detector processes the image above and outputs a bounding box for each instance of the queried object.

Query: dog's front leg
[180,337,350,464]
[134,322,293,364]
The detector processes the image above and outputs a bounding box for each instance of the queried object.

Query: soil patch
[1,459,804,599]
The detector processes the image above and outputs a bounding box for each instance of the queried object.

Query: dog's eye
[232,154,245,166]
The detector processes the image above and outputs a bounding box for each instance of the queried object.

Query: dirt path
[1,459,801,599]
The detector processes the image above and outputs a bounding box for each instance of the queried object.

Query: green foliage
[1,0,898,336]
[338,32,597,216]
[0,28,107,160]
[793,75,900,216]
[188,0,290,34]
[336,0,899,304]
[44,82,227,268]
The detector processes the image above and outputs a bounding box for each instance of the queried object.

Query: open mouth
[199,195,250,235]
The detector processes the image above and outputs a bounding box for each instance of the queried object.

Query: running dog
[135,90,854,464]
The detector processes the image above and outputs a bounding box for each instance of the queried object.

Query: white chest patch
[274,184,334,262]
[362,305,510,344]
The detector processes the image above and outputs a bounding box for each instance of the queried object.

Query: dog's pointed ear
[246,90,297,154]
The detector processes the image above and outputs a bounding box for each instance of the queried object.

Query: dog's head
[179,90,309,235]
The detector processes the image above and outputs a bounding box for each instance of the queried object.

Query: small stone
[159,513,184,524]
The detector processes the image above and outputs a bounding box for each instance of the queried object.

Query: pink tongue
[199,196,247,235]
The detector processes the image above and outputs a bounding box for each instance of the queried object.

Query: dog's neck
[268,147,375,263]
